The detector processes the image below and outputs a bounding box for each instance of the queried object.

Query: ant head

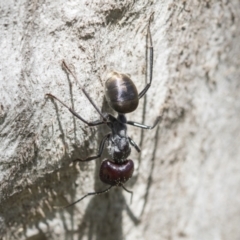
[99,159,134,186]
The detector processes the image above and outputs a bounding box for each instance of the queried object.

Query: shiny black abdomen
[105,72,139,113]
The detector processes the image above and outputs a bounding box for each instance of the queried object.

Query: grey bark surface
[0,0,240,239]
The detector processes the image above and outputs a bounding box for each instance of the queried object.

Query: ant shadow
[47,21,159,235]
[43,76,159,239]
[74,189,136,239]
[68,97,140,240]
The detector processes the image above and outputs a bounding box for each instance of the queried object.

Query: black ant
[46,14,160,208]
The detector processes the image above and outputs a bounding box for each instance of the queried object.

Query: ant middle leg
[128,137,141,152]
[74,133,110,162]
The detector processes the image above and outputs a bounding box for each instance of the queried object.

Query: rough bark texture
[0,0,240,239]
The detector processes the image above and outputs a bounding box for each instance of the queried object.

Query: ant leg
[138,13,154,99]
[74,133,111,162]
[128,137,141,152]
[62,60,107,121]
[54,185,113,209]
[127,116,161,130]
[46,94,106,126]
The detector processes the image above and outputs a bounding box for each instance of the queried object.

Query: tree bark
[0,0,240,239]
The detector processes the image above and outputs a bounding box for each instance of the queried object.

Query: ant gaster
[46,14,160,208]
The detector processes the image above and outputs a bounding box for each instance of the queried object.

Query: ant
[46,14,160,208]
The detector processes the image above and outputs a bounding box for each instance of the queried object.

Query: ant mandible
[46,14,160,208]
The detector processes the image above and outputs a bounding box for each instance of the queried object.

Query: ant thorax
[107,135,131,162]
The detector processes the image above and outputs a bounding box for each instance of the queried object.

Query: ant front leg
[46,94,106,126]
[74,133,111,162]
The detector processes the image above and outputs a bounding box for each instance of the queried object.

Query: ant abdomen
[99,159,134,185]
[105,72,139,114]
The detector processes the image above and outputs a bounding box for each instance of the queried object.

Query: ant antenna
[121,184,133,204]
[53,184,133,209]
[54,185,113,209]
